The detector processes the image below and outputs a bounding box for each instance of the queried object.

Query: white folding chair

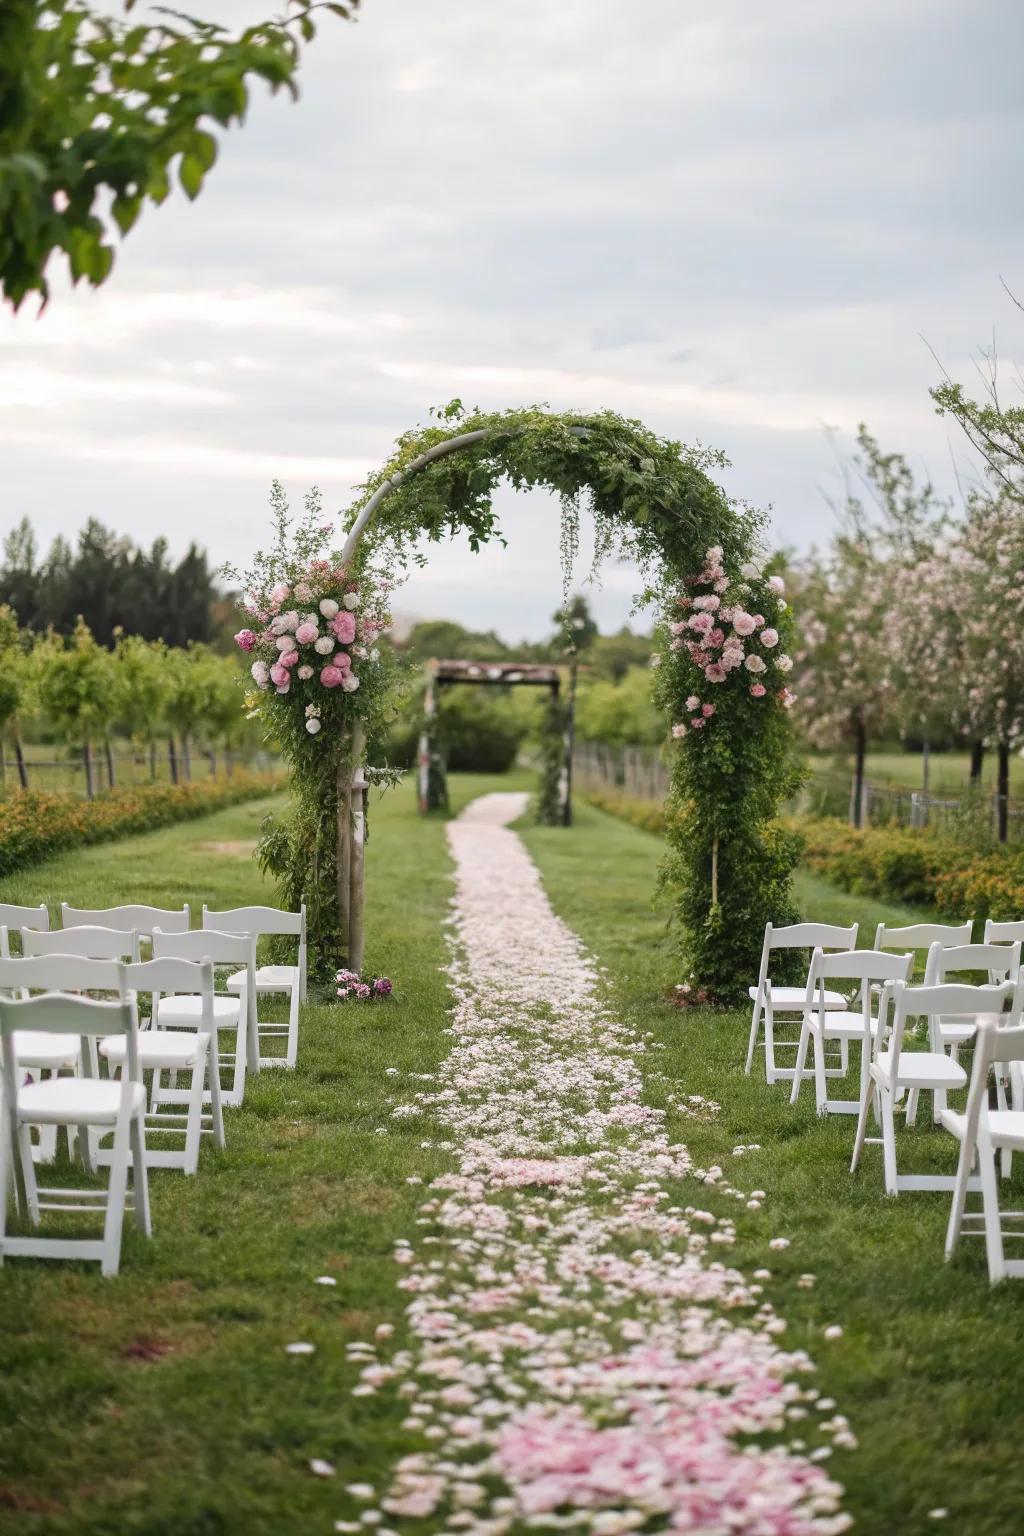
[99,958,223,1176]
[789,949,913,1115]
[152,929,256,1109]
[22,925,140,964]
[62,903,190,951]
[204,904,306,1069]
[0,952,124,1163]
[851,980,1017,1195]
[0,983,151,1277]
[984,919,1024,946]
[915,941,1023,1125]
[0,902,49,958]
[745,922,858,1083]
[945,1013,1024,1282]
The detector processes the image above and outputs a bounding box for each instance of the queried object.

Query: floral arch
[236,405,803,1002]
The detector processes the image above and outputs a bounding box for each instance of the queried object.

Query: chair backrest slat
[813,948,914,983]
[984,918,1024,946]
[874,920,973,951]
[0,903,49,960]
[22,925,139,962]
[886,978,1017,1077]
[0,988,132,1036]
[62,902,190,938]
[153,928,253,966]
[925,941,1021,985]
[0,954,125,996]
[202,904,304,938]
[767,922,858,950]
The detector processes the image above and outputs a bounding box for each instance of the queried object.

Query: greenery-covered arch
[243,404,802,1002]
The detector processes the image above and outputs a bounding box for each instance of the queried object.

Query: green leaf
[179,154,204,200]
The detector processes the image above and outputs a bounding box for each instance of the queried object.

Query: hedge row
[0,771,283,878]
[581,787,667,836]
[794,816,1024,921]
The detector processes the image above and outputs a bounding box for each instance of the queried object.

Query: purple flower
[373,977,393,996]
[354,983,371,999]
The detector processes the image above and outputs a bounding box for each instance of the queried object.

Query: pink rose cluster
[237,563,387,737]
[336,968,393,1001]
[668,547,795,738]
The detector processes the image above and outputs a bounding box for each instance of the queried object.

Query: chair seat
[12,1031,80,1070]
[876,1050,967,1090]
[941,1108,1024,1148]
[938,1021,978,1045]
[808,1010,881,1038]
[155,995,240,1027]
[17,1076,145,1126]
[750,986,846,1010]
[100,1032,207,1069]
[226,966,296,994]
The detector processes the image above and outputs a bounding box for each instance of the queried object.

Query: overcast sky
[3,0,1023,640]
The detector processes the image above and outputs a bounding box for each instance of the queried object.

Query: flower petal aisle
[354,793,850,1535]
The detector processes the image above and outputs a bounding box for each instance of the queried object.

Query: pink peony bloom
[293,582,314,603]
[278,650,299,669]
[745,654,767,673]
[330,610,357,644]
[234,629,256,651]
[752,613,766,628]
[750,683,767,697]
[341,672,360,693]
[314,635,335,655]
[685,695,700,711]
[701,703,715,717]
[732,611,756,636]
[269,662,290,687]
[297,664,314,680]
[270,583,290,605]
[671,723,687,738]
[692,594,720,611]
[319,598,340,619]
[768,574,786,593]
[706,627,725,648]
[320,665,344,688]
[691,716,706,729]
[760,627,779,647]
[705,663,727,683]
[250,660,270,687]
[333,649,352,673]
[295,621,319,645]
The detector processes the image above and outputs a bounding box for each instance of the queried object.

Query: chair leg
[101,1118,131,1277]
[183,1042,207,1176]
[789,1021,811,1105]
[880,1091,899,1196]
[905,1087,920,1127]
[209,1034,226,1150]
[17,1123,40,1224]
[978,1130,1005,1283]
[945,1133,975,1261]
[851,1078,875,1172]
[812,1028,828,1115]
[129,1113,152,1238]
[285,986,299,1069]
[0,1102,8,1261]
[744,1000,761,1076]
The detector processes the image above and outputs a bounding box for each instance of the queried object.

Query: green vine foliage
[342,403,801,1000]
[0,0,356,309]
[536,692,567,826]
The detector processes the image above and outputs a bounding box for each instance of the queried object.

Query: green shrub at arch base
[250,404,804,1000]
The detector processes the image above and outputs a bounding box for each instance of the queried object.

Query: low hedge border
[584,789,1024,925]
[0,771,283,878]
[792,816,1024,922]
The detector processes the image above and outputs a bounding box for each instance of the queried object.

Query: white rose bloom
[314,636,335,655]
[341,672,360,693]
[281,609,299,632]
[250,660,269,686]
[270,615,290,636]
[342,592,359,611]
[319,599,340,618]
[275,635,294,652]
[744,654,767,673]
[305,718,322,735]
[776,654,794,673]
[297,665,314,680]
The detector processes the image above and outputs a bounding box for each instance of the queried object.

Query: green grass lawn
[520,802,1024,1536]
[3,771,1021,1536]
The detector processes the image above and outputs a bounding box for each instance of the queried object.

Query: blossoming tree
[237,405,802,1000]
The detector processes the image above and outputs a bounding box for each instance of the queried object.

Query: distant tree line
[0,517,219,648]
